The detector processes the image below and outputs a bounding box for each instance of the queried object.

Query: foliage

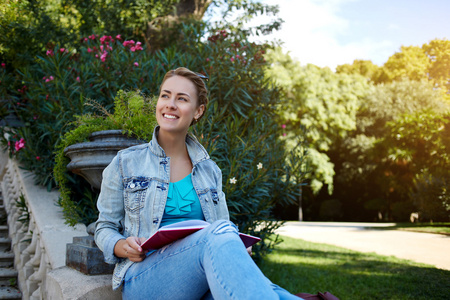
[382,111,450,221]
[0,0,183,68]
[265,48,371,194]
[329,80,450,221]
[0,34,154,190]
[337,39,450,97]
[54,90,157,225]
[336,59,382,81]
[380,45,431,83]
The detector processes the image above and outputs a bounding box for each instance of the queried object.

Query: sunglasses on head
[195,72,209,81]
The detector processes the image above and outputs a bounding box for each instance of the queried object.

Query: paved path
[276,222,450,271]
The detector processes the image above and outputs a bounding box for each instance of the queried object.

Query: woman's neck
[157,129,189,158]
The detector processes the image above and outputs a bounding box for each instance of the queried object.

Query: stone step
[0,268,17,286]
[0,286,21,300]
[0,238,10,252]
[0,226,8,237]
[0,253,14,268]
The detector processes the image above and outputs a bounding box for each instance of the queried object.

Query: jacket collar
[149,126,210,165]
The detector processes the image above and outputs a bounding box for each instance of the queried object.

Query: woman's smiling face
[156,75,205,134]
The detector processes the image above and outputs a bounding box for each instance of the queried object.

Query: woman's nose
[166,98,177,109]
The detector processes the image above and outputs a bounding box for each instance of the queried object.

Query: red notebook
[141,220,261,250]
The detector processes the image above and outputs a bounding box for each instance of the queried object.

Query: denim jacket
[94,127,230,290]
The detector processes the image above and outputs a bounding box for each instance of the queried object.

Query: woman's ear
[195,104,205,120]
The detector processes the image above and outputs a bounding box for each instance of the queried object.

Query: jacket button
[130,183,135,188]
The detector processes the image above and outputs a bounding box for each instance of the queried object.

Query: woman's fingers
[126,236,143,252]
[124,237,147,262]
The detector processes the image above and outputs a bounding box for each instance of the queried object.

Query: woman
[95,67,301,299]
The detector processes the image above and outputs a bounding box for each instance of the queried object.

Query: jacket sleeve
[215,164,230,221]
[94,154,126,264]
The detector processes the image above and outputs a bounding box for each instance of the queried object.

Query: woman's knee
[209,220,238,235]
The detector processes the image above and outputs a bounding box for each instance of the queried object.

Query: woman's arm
[94,155,128,264]
[214,164,230,221]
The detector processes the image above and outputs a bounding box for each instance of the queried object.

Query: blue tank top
[159,174,205,228]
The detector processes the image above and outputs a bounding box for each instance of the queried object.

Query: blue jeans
[122,220,301,300]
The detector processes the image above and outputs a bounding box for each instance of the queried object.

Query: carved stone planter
[64,130,145,275]
[64,130,144,190]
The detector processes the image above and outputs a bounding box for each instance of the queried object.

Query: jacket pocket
[123,177,150,214]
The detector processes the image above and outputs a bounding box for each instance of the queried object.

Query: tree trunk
[298,185,303,221]
[145,0,213,50]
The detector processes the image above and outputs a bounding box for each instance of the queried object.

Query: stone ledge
[0,149,119,299]
[14,162,86,270]
[44,267,121,300]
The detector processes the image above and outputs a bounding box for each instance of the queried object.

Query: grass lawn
[257,236,450,300]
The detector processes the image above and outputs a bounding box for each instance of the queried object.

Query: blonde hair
[160,67,208,125]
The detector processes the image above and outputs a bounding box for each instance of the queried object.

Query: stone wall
[0,150,121,299]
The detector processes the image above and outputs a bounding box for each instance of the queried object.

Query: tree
[329,79,450,221]
[380,45,431,83]
[266,48,370,193]
[337,39,450,97]
[423,39,450,96]
[336,59,382,82]
[264,48,370,220]
[382,111,450,221]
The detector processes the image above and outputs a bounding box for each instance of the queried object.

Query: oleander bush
[0,23,306,258]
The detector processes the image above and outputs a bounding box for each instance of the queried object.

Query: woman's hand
[247,246,252,256]
[114,237,148,262]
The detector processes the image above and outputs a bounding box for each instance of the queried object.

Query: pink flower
[76,76,80,82]
[46,94,49,100]
[123,39,143,51]
[100,35,112,44]
[1,63,5,68]
[89,34,96,40]
[17,85,27,94]
[283,133,287,137]
[281,124,286,129]
[14,138,25,152]
[134,42,143,51]
[33,115,38,120]
[107,45,113,52]
[60,48,65,52]
[100,51,108,62]
[43,76,46,81]
[116,34,122,40]
[134,62,139,67]
[84,38,88,42]
[36,156,41,160]
[46,49,54,56]
[206,58,210,62]
[95,54,99,58]
[45,76,54,83]
[230,57,235,62]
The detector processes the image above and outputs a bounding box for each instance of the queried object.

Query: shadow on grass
[258,241,450,300]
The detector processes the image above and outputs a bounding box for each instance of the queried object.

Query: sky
[232,0,450,70]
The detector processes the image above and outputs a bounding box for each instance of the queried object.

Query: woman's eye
[161,94,169,99]
[179,97,187,102]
